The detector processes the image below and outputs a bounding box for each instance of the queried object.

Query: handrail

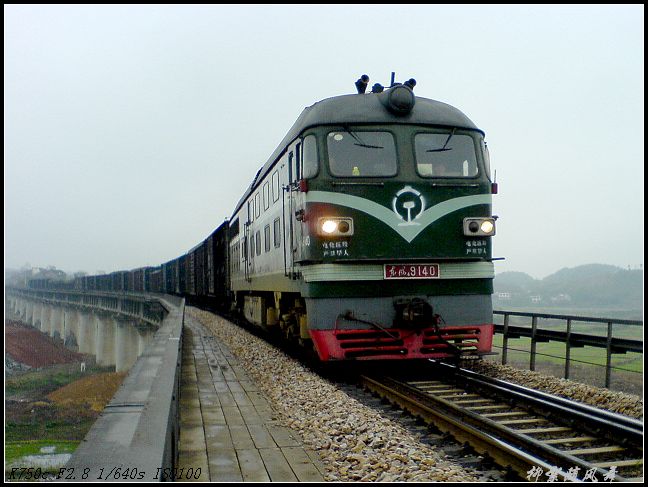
[493,310,643,388]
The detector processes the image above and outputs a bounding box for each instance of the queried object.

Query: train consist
[33,75,499,362]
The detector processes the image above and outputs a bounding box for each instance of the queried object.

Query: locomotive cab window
[415,131,478,178]
[327,129,397,177]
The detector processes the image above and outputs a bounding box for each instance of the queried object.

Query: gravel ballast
[463,360,643,420]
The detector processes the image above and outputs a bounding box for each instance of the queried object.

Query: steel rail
[359,375,642,482]
[429,361,644,446]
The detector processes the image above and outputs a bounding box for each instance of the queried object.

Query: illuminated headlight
[463,217,496,236]
[318,217,354,237]
[480,220,494,234]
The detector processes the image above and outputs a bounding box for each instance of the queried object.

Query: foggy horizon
[5,5,644,281]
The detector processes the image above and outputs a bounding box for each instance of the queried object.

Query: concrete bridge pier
[49,306,64,340]
[40,305,49,334]
[64,308,79,350]
[95,313,116,367]
[25,300,34,325]
[13,297,20,318]
[23,299,31,324]
[32,301,42,328]
[77,311,96,356]
[13,296,20,316]
[114,318,139,372]
[17,298,25,321]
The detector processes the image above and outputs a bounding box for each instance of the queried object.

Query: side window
[273,218,281,248]
[272,171,280,202]
[255,230,261,256]
[481,138,492,181]
[248,200,254,222]
[302,134,318,179]
[295,143,301,180]
[255,193,261,217]
[249,235,254,261]
[288,152,294,184]
[264,225,271,252]
[263,182,270,210]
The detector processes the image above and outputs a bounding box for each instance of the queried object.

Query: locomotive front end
[295,82,497,361]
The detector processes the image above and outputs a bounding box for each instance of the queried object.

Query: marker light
[463,217,496,237]
[318,217,354,237]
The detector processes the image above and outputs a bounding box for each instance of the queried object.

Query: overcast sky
[5,5,644,279]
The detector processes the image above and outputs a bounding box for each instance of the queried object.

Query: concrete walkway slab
[176,314,325,482]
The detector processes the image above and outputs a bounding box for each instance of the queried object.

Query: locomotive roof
[233,91,483,215]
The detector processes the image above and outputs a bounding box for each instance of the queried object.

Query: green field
[5,440,78,465]
[488,334,643,395]
[491,335,643,372]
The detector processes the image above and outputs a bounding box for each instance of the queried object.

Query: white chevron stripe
[307,190,492,242]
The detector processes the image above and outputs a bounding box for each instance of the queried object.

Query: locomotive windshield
[327,129,397,177]
[414,131,479,178]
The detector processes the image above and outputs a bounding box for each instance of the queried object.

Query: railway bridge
[5,287,324,482]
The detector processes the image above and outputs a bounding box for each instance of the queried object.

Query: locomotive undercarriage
[237,290,312,347]
[237,289,494,361]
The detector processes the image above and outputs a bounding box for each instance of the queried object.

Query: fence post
[502,313,509,365]
[605,321,613,388]
[564,318,572,380]
[530,316,538,371]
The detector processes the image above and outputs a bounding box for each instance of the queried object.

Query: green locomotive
[228,75,497,361]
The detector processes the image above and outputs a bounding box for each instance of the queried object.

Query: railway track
[359,361,643,482]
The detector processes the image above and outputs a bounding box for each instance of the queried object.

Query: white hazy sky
[5,4,644,279]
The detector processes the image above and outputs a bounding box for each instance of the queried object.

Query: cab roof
[233,90,483,215]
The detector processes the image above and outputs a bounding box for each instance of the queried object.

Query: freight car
[40,75,499,362]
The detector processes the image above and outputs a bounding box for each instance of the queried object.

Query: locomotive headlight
[318,217,354,237]
[321,220,338,234]
[480,220,494,234]
[463,217,496,236]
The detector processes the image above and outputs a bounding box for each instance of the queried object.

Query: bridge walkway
[177,315,326,482]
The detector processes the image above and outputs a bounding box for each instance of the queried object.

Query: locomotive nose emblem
[392,186,426,226]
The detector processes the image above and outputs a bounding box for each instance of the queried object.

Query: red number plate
[384,264,440,279]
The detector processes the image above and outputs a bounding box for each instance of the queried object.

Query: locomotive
[65,75,498,362]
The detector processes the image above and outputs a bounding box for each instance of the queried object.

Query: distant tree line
[494,264,643,311]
